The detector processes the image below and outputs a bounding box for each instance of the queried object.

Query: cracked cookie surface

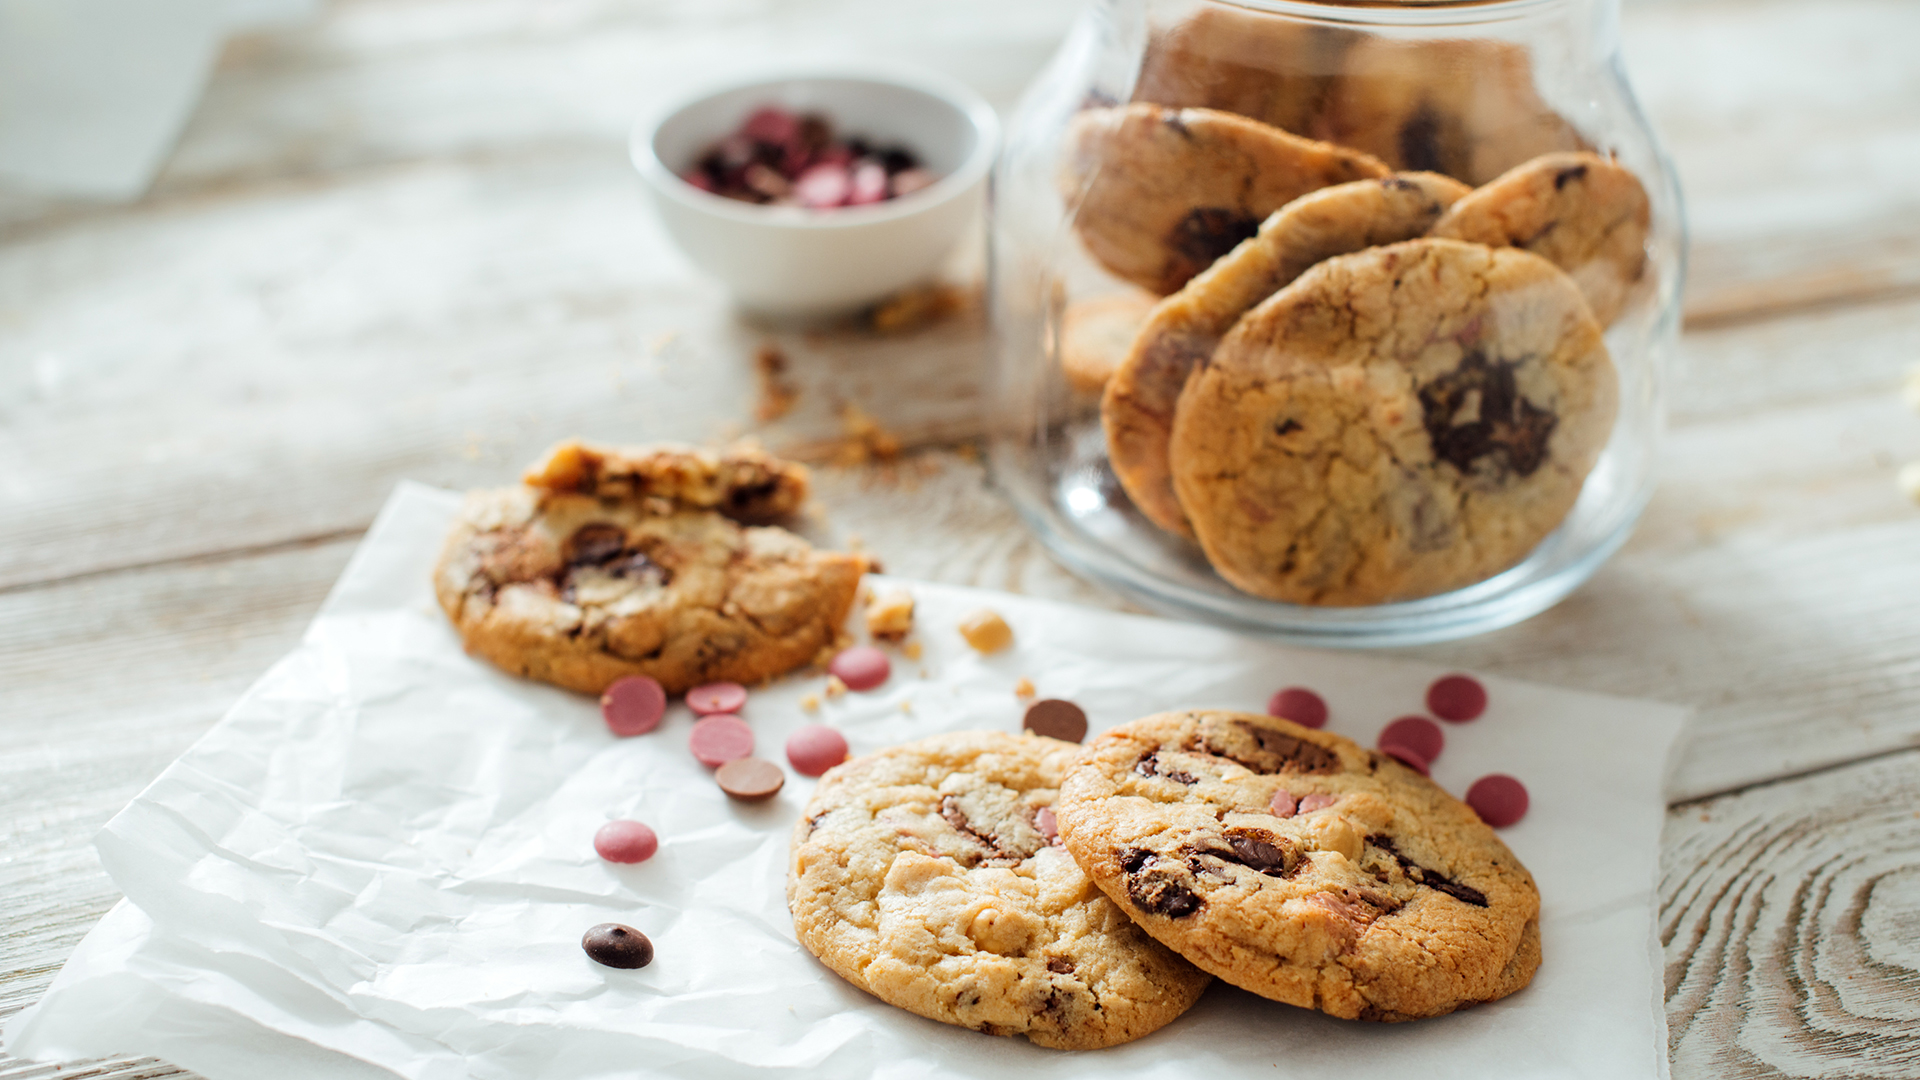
[522,439,811,524]
[1170,238,1616,606]
[1054,710,1541,1022]
[434,451,864,694]
[1063,104,1388,296]
[788,731,1211,1049]
[1104,173,1473,537]
[1431,151,1652,325]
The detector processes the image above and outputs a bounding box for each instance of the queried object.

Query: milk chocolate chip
[1022,698,1089,743]
[1120,848,1204,918]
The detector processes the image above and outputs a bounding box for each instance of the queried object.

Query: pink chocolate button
[795,162,851,208]
[687,682,748,716]
[1296,793,1338,814]
[601,676,666,737]
[1379,743,1432,776]
[1378,716,1444,763]
[828,646,891,691]
[848,161,889,205]
[1035,806,1061,845]
[1467,774,1529,827]
[786,724,850,777]
[1266,687,1328,729]
[1269,789,1297,818]
[1427,674,1488,722]
[594,819,659,864]
[689,714,754,767]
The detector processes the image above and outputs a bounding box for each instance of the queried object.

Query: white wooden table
[4,1,1918,1076]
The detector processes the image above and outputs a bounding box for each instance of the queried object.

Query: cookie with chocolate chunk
[788,731,1210,1049]
[1431,151,1652,325]
[1170,238,1616,605]
[1063,104,1388,295]
[1054,710,1541,1021]
[1104,172,1473,537]
[1320,37,1587,187]
[1131,5,1358,139]
[434,442,864,695]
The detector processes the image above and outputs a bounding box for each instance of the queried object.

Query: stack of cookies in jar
[1059,7,1650,607]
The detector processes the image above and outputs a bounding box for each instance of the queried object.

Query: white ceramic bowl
[633,68,1000,318]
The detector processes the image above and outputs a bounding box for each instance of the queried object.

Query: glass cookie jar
[988,0,1683,645]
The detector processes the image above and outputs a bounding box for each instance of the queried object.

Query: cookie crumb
[1904,365,1920,414]
[1899,461,1920,506]
[1014,677,1036,699]
[866,588,915,641]
[866,281,970,334]
[800,693,822,712]
[958,609,1014,654]
[831,404,902,466]
[902,640,924,660]
[753,343,800,422]
[824,675,849,699]
[900,700,914,715]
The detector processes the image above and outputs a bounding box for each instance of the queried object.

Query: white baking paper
[7,482,1687,1079]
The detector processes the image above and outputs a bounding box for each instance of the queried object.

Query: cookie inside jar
[996,0,1676,637]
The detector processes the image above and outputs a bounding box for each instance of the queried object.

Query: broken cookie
[435,441,866,695]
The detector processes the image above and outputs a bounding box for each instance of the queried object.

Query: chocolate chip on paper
[1022,698,1089,743]
[582,923,654,969]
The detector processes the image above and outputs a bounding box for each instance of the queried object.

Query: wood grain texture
[1663,748,1920,1078]
[0,540,355,1080]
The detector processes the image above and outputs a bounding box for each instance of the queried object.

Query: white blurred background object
[0,0,318,199]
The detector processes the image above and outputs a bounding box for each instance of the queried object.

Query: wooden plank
[1621,0,1920,326]
[0,539,354,1080]
[1660,747,1920,1079]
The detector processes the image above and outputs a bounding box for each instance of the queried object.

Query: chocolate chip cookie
[1103,173,1473,537]
[434,443,865,695]
[1431,152,1652,325]
[1170,239,1617,605]
[1059,290,1158,394]
[1320,37,1587,186]
[1131,5,1358,140]
[1063,104,1388,295]
[788,731,1211,1049]
[1053,710,1541,1022]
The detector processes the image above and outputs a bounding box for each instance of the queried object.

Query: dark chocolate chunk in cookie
[1170,239,1617,605]
[1055,710,1541,1022]
[1062,104,1388,295]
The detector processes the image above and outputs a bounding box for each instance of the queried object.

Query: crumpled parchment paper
[7,482,1686,1079]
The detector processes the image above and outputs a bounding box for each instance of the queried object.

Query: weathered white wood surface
[3,0,1919,1077]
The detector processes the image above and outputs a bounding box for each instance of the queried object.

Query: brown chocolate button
[1023,698,1089,743]
[582,922,653,969]
[715,757,785,800]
